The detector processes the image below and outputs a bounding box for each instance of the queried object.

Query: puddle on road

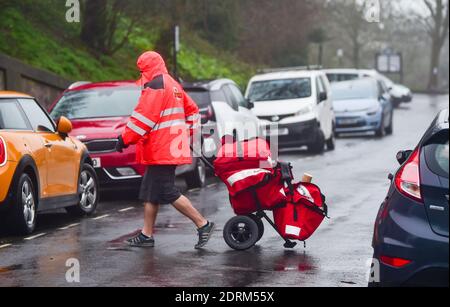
[273,251,317,273]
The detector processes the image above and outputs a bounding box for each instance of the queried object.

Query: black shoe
[126,233,155,248]
[195,222,215,249]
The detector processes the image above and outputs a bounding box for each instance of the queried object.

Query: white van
[245,70,335,153]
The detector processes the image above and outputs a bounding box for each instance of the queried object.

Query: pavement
[0,94,448,287]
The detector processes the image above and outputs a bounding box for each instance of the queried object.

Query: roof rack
[68,81,91,90]
[257,65,323,74]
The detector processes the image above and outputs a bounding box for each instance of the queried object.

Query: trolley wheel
[248,214,264,242]
[223,216,260,251]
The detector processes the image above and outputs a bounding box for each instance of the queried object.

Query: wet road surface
[0,94,448,287]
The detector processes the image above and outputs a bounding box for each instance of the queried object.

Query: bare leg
[142,202,159,237]
[172,195,207,229]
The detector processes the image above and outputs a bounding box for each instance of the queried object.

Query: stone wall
[0,53,72,109]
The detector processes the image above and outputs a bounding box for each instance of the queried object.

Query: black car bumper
[264,119,319,148]
[95,168,142,191]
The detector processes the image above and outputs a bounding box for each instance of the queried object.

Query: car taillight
[395,148,422,202]
[0,136,6,166]
[201,105,215,122]
[380,255,412,268]
[201,106,216,138]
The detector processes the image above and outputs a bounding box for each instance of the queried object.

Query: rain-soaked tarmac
[0,94,448,287]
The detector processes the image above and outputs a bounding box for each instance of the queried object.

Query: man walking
[116,51,215,249]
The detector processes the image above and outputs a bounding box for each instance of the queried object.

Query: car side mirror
[396,150,413,165]
[57,116,72,137]
[319,92,327,103]
[246,98,255,109]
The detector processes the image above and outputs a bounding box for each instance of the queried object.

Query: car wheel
[185,159,206,189]
[326,129,336,151]
[385,113,394,135]
[8,173,37,235]
[66,163,99,216]
[375,116,386,138]
[308,129,326,154]
[223,215,260,251]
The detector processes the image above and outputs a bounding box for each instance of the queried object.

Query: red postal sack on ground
[273,182,328,241]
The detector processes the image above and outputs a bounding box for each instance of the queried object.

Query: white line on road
[0,244,12,249]
[93,214,110,220]
[119,207,135,213]
[59,223,80,230]
[207,183,218,188]
[24,233,46,241]
[188,188,201,193]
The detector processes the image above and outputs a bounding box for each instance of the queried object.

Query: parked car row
[0,66,413,235]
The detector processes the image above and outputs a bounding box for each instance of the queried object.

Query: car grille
[84,139,118,153]
[336,117,367,128]
[258,113,295,122]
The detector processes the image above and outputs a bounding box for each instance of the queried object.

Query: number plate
[339,118,359,125]
[92,158,102,168]
[264,128,289,136]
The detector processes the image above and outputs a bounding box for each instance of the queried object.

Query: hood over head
[136,51,168,86]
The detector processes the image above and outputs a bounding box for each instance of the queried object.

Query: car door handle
[44,142,53,148]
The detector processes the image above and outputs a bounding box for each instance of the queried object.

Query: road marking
[0,244,12,249]
[24,233,46,241]
[59,223,80,230]
[188,188,201,193]
[207,183,217,188]
[119,207,134,213]
[93,214,110,220]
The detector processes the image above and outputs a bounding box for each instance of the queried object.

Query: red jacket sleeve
[122,88,165,145]
[183,91,200,136]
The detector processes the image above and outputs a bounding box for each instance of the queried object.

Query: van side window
[316,77,325,103]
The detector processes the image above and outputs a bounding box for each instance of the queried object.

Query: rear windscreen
[186,90,211,108]
[424,131,449,178]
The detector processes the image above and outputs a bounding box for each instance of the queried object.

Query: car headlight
[366,106,381,116]
[295,105,314,116]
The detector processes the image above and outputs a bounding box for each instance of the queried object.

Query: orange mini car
[0,91,99,235]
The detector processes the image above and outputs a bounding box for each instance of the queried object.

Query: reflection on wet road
[0,94,448,287]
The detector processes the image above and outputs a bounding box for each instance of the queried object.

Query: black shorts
[139,165,182,205]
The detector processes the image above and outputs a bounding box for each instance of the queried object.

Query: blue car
[370,109,449,287]
[331,78,394,137]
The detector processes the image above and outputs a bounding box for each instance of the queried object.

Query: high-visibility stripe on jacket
[122,52,199,166]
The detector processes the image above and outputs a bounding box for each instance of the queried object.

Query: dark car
[370,109,449,287]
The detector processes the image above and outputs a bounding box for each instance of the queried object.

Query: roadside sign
[376,51,402,74]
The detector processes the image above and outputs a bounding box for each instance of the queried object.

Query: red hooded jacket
[122,51,199,165]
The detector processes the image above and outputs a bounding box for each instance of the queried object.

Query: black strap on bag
[279,162,294,195]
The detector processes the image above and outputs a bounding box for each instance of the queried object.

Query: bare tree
[421,0,449,90]
[80,0,143,55]
[325,0,381,68]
